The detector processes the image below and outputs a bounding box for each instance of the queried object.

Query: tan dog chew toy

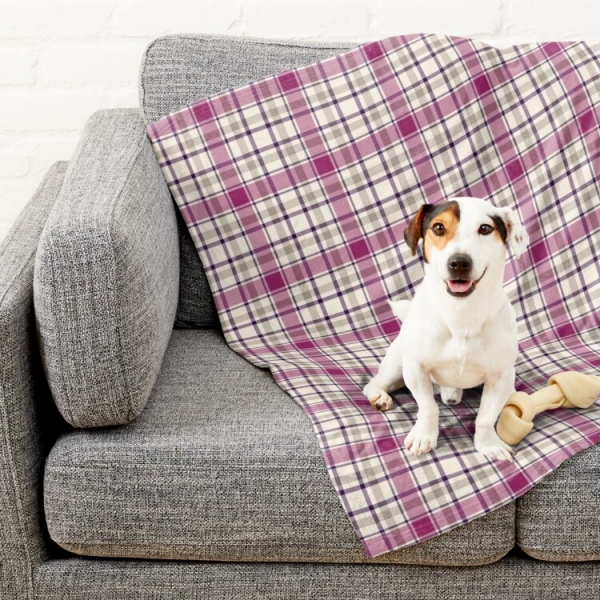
[497,372,600,446]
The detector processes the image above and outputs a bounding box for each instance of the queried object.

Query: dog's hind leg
[363,338,404,412]
[440,387,463,406]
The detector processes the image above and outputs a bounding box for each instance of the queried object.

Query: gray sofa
[1,34,599,599]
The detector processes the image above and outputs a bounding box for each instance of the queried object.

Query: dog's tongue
[447,279,473,294]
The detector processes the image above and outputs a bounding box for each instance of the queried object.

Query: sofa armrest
[0,163,69,598]
[34,109,179,428]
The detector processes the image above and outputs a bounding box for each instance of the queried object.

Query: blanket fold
[148,34,600,557]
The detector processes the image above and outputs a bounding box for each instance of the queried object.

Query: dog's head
[403,197,528,298]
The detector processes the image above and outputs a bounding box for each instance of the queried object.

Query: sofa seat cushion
[517,445,600,561]
[44,329,514,566]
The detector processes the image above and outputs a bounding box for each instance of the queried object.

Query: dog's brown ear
[403,204,434,256]
[497,206,529,259]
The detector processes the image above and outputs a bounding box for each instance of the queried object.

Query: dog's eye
[431,223,445,236]
[479,224,493,235]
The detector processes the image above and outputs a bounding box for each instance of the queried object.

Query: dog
[363,197,528,462]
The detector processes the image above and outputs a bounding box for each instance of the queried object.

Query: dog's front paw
[368,390,393,411]
[474,430,514,462]
[405,419,438,456]
[363,380,393,411]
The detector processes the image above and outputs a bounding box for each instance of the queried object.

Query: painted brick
[0,90,114,131]
[0,2,114,38]
[109,85,140,109]
[0,152,31,178]
[505,0,600,42]
[244,0,372,41]
[38,41,147,86]
[372,0,501,38]
[0,177,41,221]
[107,1,244,37]
[0,46,36,85]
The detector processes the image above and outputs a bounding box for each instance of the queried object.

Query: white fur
[364,197,529,462]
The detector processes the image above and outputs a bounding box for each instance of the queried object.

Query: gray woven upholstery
[34,109,179,428]
[140,34,353,124]
[44,329,514,567]
[173,209,218,329]
[517,445,600,561]
[140,35,353,329]
[0,163,68,599]
[35,555,600,600]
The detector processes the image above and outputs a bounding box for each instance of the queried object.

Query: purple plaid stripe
[148,34,600,557]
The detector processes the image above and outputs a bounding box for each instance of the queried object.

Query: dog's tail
[388,299,411,322]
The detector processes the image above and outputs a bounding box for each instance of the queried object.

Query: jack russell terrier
[363,197,528,462]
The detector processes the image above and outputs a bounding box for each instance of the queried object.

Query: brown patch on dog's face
[422,201,460,262]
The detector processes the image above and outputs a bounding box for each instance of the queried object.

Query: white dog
[363,197,528,462]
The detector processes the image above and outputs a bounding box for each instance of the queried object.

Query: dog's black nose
[447,253,472,277]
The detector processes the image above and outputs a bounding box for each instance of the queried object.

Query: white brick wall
[2,0,600,241]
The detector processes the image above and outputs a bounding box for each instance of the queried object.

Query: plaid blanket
[147,35,600,557]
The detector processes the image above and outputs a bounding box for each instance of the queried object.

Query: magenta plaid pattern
[147,35,600,557]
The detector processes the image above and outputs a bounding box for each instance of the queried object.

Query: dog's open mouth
[446,279,474,296]
[445,268,487,298]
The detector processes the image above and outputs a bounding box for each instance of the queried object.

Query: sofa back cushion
[140,35,353,328]
[34,110,179,428]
